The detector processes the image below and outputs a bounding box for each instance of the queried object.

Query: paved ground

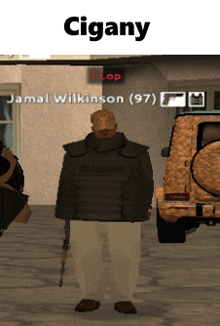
[1,206,220,326]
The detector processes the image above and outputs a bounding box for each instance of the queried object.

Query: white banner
[0,0,218,56]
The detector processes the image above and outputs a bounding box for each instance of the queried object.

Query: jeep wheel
[191,140,220,197]
[157,209,186,243]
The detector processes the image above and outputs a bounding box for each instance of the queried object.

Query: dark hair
[0,139,5,154]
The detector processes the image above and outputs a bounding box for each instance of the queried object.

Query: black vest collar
[63,132,148,158]
[85,132,126,152]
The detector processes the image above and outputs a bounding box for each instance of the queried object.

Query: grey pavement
[1,206,220,326]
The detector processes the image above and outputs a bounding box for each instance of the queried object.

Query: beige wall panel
[0,65,21,83]
[20,65,102,205]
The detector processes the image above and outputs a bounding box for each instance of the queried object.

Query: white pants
[70,220,141,302]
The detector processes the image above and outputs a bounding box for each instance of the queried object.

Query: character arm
[55,152,76,219]
[138,149,154,210]
[0,147,17,185]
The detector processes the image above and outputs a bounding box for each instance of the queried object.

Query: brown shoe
[75,299,100,312]
[114,301,137,314]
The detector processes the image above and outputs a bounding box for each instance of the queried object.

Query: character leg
[70,220,105,302]
[107,222,141,302]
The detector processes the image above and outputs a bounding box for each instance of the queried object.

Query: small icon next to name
[188,92,205,107]
[160,92,186,107]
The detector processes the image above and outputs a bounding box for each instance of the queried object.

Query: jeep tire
[157,209,186,243]
[191,140,220,197]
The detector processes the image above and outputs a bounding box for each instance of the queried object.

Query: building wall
[1,57,220,206]
[155,57,220,81]
[0,65,22,83]
[20,65,102,204]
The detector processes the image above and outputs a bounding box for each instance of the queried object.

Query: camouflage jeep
[155,110,220,243]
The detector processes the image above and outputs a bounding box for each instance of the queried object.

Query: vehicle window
[198,123,220,149]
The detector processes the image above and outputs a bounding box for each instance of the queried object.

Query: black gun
[59,219,70,287]
[162,92,184,105]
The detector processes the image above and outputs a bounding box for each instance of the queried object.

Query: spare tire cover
[191,140,220,197]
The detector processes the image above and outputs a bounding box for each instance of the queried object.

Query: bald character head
[91,109,117,139]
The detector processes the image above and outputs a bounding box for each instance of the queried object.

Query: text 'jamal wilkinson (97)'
[6,93,125,104]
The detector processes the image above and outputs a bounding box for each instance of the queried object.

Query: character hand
[14,203,31,224]
[148,208,152,217]
[1,147,17,167]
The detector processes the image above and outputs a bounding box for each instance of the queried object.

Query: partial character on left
[0,140,31,237]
